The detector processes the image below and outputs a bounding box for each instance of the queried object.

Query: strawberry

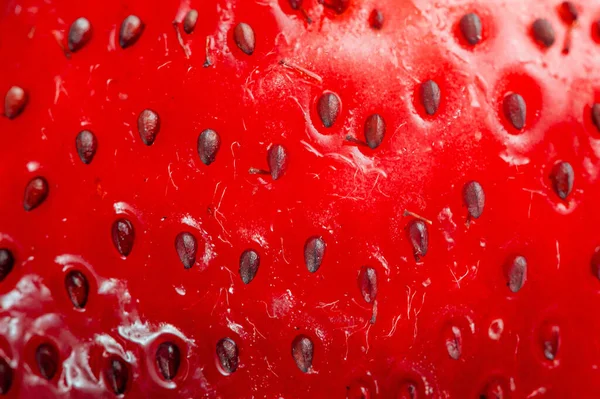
[1,0,600,397]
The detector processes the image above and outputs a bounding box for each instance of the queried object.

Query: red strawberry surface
[1,0,600,397]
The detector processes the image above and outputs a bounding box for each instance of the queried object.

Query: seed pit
[480,379,506,399]
[506,255,527,293]
[419,80,441,116]
[137,109,160,146]
[119,15,144,49]
[559,2,578,25]
[539,322,560,361]
[317,91,341,128]
[319,0,350,14]
[459,13,482,45]
[197,129,221,166]
[549,161,574,200]
[65,270,89,309]
[105,357,128,394]
[0,357,12,395]
[591,248,600,280]
[76,130,98,164]
[183,9,199,34]
[592,104,600,133]
[239,249,260,284]
[23,176,49,211]
[0,249,14,282]
[291,334,314,373]
[397,380,419,399]
[35,343,59,380]
[233,23,255,55]
[4,86,28,119]
[216,337,239,374]
[369,9,384,30]
[175,232,197,269]
[68,17,92,52]
[532,18,556,48]
[156,342,181,380]
[111,218,135,257]
[407,220,428,261]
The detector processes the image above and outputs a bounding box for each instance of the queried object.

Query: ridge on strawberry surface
[1,0,600,397]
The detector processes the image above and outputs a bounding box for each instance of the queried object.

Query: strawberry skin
[1,0,600,397]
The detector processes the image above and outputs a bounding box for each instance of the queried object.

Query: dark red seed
[233,23,255,55]
[592,104,600,132]
[289,0,302,9]
[0,357,12,395]
[559,2,578,25]
[239,249,260,284]
[268,144,288,180]
[68,17,92,52]
[65,270,89,309]
[111,218,135,257]
[216,338,239,374]
[463,181,485,219]
[540,323,560,361]
[320,0,350,14]
[369,9,384,29]
[480,380,505,399]
[503,93,526,130]
[445,325,462,360]
[459,13,482,45]
[4,86,28,119]
[591,248,600,280]
[156,342,181,380]
[532,18,556,48]
[364,114,386,149]
[420,80,441,116]
[183,9,198,34]
[137,109,160,146]
[35,343,59,380]
[304,236,326,273]
[397,381,418,399]
[358,266,377,303]
[506,255,527,293]
[0,249,14,282]
[347,381,371,399]
[105,357,128,394]
[550,161,574,200]
[291,335,313,373]
[175,232,197,269]
[75,130,98,164]
[119,15,144,49]
[407,220,428,261]
[196,129,220,165]
[317,92,341,128]
[23,176,49,211]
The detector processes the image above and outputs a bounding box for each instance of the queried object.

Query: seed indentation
[503,93,526,130]
[0,249,14,282]
[532,18,556,48]
[420,80,441,116]
[320,0,350,14]
[76,130,98,164]
[119,15,144,48]
[550,161,574,200]
[540,323,560,361]
[233,23,255,55]
[506,255,527,293]
[24,176,49,211]
[364,114,386,149]
[480,380,505,399]
[0,357,12,395]
[407,220,428,261]
[156,342,181,380]
[317,92,341,128]
[137,109,160,146]
[358,266,377,303]
[369,9,384,30]
[304,236,326,273]
[291,335,313,373]
[111,218,135,257]
[592,104,600,132]
[397,381,418,399]
[65,270,89,309]
[175,232,197,269]
[105,357,128,394]
[268,144,288,180]
[68,17,92,52]
[591,248,600,280]
[239,249,259,284]
[559,2,578,24]
[445,325,462,360]
[36,343,58,380]
[216,337,239,374]
[459,13,482,45]
[463,181,485,219]
[183,9,198,34]
[4,86,28,119]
